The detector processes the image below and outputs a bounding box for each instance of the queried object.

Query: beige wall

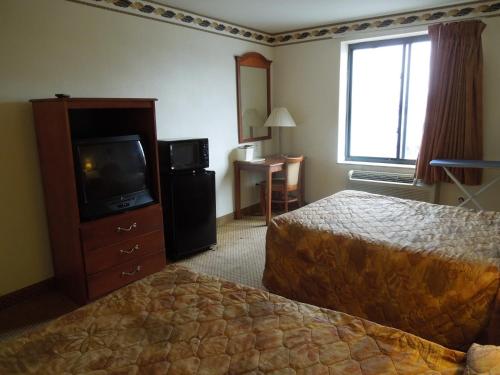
[274,18,500,211]
[0,0,275,295]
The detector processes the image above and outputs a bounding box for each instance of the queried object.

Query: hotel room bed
[263,190,500,351]
[2,264,497,374]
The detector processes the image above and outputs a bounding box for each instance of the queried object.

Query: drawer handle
[120,244,140,255]
[121,265,141,277]
[116,222,137,233]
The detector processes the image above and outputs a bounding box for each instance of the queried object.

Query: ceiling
[156,0,473,34]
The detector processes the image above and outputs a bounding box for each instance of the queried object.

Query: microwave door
[170,142,199,170]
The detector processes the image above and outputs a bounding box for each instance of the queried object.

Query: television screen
[74,135,154,219]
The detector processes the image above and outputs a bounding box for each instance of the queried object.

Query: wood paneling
[80,204,163,252]
[235,52,272,143]
[32,100,87,304]
[31,98,166,305]
[87,251,166,300]
[0,278,55,310]
[84,230,164,275]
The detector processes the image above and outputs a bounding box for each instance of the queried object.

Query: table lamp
[264,107,296,155]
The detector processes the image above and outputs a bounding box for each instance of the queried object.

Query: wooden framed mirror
[235,52,272,143]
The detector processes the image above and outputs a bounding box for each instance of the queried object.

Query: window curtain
[415,20,485,185]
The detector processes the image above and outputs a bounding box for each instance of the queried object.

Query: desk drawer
[80,204,163,251]
[87,251,166,300]
[84,230,164,275]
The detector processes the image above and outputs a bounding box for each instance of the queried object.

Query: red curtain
[415,21,485,185]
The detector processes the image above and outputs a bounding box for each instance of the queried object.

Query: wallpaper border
[69,0,500,46]
[68,0,274,45]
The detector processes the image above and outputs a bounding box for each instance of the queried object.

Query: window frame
[345,34,430,165]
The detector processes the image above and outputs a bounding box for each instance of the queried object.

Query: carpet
[178,217,268,289]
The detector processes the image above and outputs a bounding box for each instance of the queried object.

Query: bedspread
[0,265,473,374]
[263,190,500,350]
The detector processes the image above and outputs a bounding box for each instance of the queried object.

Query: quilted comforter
[263,190,500,351]
[0,264,483,374]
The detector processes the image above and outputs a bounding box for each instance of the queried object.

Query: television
[74,135,154,220]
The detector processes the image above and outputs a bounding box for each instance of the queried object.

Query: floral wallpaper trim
[274,1,500,45]
[70,0,274,45]
[70,0,500,46]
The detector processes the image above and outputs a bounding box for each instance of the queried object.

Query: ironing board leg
[442,167,483,210]
[463,174,500,208]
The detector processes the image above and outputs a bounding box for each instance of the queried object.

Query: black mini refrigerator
[158,139,216,260]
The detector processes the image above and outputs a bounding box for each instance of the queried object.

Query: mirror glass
[236,53,271,143]
[240,66,268,139]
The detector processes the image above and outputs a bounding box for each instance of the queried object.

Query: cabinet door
[163,171,216,258]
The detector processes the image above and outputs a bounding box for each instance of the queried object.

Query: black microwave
[158,138,209,172]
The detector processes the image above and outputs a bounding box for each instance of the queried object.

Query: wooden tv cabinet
[31,98,167,305]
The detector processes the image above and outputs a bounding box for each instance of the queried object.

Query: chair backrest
[285,155,304,188]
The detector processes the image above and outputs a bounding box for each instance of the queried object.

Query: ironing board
[430,159,500,210]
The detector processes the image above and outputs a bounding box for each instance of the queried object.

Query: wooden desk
[234,156,305,225]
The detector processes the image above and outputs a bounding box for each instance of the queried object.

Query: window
[345,35,431,165]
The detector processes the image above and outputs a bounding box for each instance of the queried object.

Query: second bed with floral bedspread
[263,190,500,350]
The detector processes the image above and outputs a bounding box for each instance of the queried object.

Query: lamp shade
[264,107,296,128]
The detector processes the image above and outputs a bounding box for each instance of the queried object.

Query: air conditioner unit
[347,170,437,203]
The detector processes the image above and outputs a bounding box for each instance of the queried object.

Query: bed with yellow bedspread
[263,190,500,351]
[3,264,497,374]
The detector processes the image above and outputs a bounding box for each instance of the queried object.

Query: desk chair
[259,155,304,216]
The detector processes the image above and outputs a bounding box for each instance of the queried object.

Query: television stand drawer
[87,251,166,300]
[80,204,163,251]
[84,230,165,275]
